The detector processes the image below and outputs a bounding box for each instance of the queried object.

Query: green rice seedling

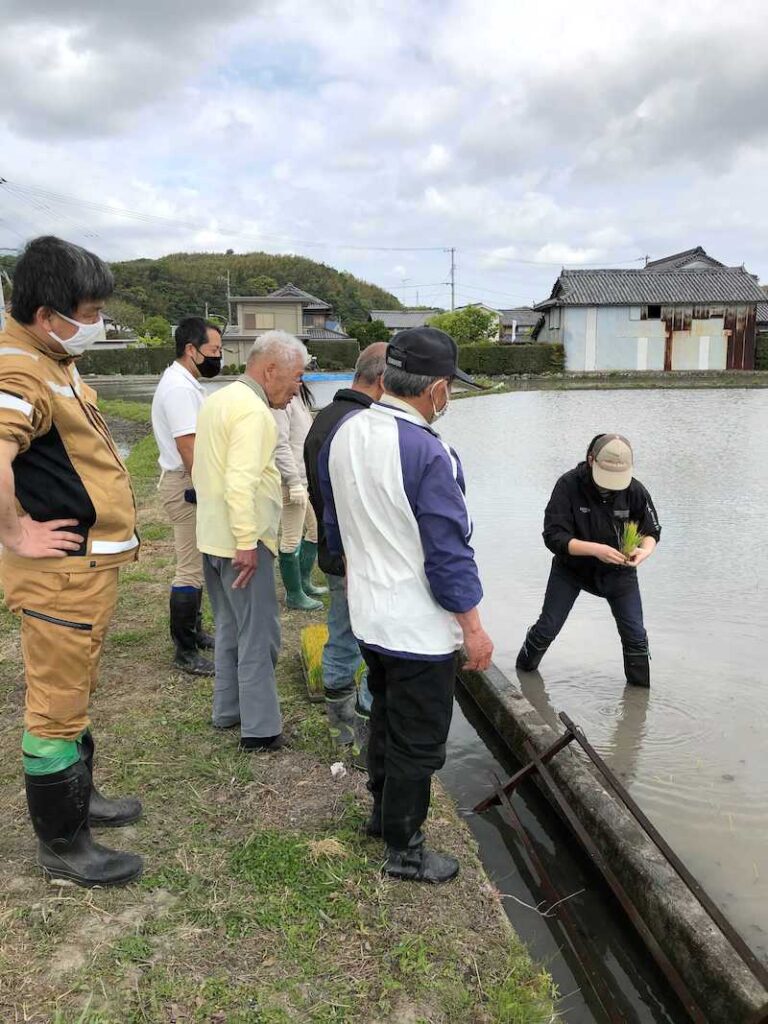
[621,520,644,558]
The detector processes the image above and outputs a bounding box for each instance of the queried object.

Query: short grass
[0,405,557,1024]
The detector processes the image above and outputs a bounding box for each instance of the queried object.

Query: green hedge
[78,347,175,375]
[756,332,768,370]
[458,343,564,376]
[306,339,360,370]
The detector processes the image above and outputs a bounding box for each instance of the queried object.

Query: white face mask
[430,379,450,422]
[48,311,106,356]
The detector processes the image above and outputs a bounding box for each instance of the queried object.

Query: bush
[428,307,498,345]
[756,332,768,370]
[457,343,564,376]
[347,319,390,349]
[78,347,175,375]
[306,339,360,370]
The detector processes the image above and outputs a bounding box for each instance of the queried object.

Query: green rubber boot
[299,540,328,597]
[279,550,323,611]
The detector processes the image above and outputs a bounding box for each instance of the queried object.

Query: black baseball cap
[385,327,482,389]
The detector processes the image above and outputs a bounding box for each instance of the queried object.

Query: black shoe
[238,733,289,752]
[364,804,382,837]
[624,650,650,688]
[79,732,142,828]
[170,590,215,675]
[173,648,214,676]
[25,761,143,888]
[383,833,459,884]
[194,589,215,650]
[516,627,549,672]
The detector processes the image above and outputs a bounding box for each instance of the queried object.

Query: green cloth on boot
[299,540,328,597]
[279,550,323,611]
[22,731,79,775]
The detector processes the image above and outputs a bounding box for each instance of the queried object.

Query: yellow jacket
[0,318,138,573]
[193,376,282,557]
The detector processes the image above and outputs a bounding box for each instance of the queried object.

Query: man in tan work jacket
[0,236,143,888]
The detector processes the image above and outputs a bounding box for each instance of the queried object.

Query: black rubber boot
[324,683,357,747]
[623,650,651,688]
[516,627,550,672]
[238,733,289,752]
[79,731,142,828]
[25,761,143,887]
[380,776,458,883]
[383,831,460,884]
[194,589,215,651]
[170,589,214,676]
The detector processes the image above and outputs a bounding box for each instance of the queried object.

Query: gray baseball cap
[592,434,633,491]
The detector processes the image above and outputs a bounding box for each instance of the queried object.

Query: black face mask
[195,354,222,379]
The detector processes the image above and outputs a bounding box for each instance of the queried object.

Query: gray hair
[383,366,440,397]
[247,330,309,367]
[354,342,387,385]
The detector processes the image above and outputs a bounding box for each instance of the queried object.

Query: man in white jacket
[272,384,327,611]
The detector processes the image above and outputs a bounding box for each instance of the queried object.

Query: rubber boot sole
[39,854,143,888]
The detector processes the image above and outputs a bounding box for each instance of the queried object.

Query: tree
[104,297,144,335]
[141,315,172,343]
[428,306,498,345]
[347,319,390,349]
[240,274,277,295]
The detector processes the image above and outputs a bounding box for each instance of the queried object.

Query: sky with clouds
[1,0,767,310]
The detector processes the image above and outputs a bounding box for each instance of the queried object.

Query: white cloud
[1,0,768,308]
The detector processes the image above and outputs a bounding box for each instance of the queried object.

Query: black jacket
[543,462,661,583]
[304,388,373,576]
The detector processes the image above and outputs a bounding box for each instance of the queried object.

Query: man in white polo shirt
[151,317,222,675]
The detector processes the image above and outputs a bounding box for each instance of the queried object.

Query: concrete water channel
[96,373,767,1021]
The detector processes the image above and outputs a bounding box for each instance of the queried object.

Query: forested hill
[109,251,402,327]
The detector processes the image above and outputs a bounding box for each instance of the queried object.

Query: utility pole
[0,271,6,331]
[448,247,456,310]
[226,269,232,325]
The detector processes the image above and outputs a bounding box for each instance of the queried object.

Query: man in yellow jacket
[0,236,143,887]
[193,330,308,750]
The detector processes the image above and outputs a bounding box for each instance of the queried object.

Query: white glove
[288,484,308,506]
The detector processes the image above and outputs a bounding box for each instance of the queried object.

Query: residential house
[499,307,541,343]
[535,248,766,371]
[368,309,441,335]
[223,283,351,365]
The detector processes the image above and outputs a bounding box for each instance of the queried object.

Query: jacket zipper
[23,609,93,631]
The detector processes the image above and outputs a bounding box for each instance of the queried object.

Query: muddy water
[439,389,768,963]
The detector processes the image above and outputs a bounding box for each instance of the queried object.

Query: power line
[0,178,449,253]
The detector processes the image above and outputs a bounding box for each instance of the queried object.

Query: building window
[243,313,256,330]
[255,313,275,329]
[646,305,661,320]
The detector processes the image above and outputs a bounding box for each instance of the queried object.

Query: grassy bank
[0,402,556,1024]
[455,369,768,398]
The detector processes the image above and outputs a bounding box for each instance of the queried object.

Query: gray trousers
[203,545,282,739]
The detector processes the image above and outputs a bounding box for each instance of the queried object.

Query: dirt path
[0,411,556,1024]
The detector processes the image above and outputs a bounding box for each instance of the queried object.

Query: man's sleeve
[542,477,574,557]
[304,424,323,523]
[318,433,343,558]
[634,482,661,543]
[164,386,201,438]
[411,444,483,614]
[0,364,49,453]
[223,406,274,549]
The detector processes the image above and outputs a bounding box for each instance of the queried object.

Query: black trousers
[529,561,648,655]
[362,646,456,848]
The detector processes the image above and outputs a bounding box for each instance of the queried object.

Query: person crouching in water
[516,434,660,687]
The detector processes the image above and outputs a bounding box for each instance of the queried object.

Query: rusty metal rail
[474,714,768,1023]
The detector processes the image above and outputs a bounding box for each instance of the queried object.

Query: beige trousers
[1,564,119,739]
[279,485,318,553]
[158,469,204,588]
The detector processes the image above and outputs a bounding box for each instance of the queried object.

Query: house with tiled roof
[535,248,765,371]
[368,308,442,334]
[223,283,351,363]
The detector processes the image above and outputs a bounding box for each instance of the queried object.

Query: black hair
[10,235,114,325]
[586,434,606,460]
[205,320,223,337]
[175,317,213,357]
[300,381,314,409]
